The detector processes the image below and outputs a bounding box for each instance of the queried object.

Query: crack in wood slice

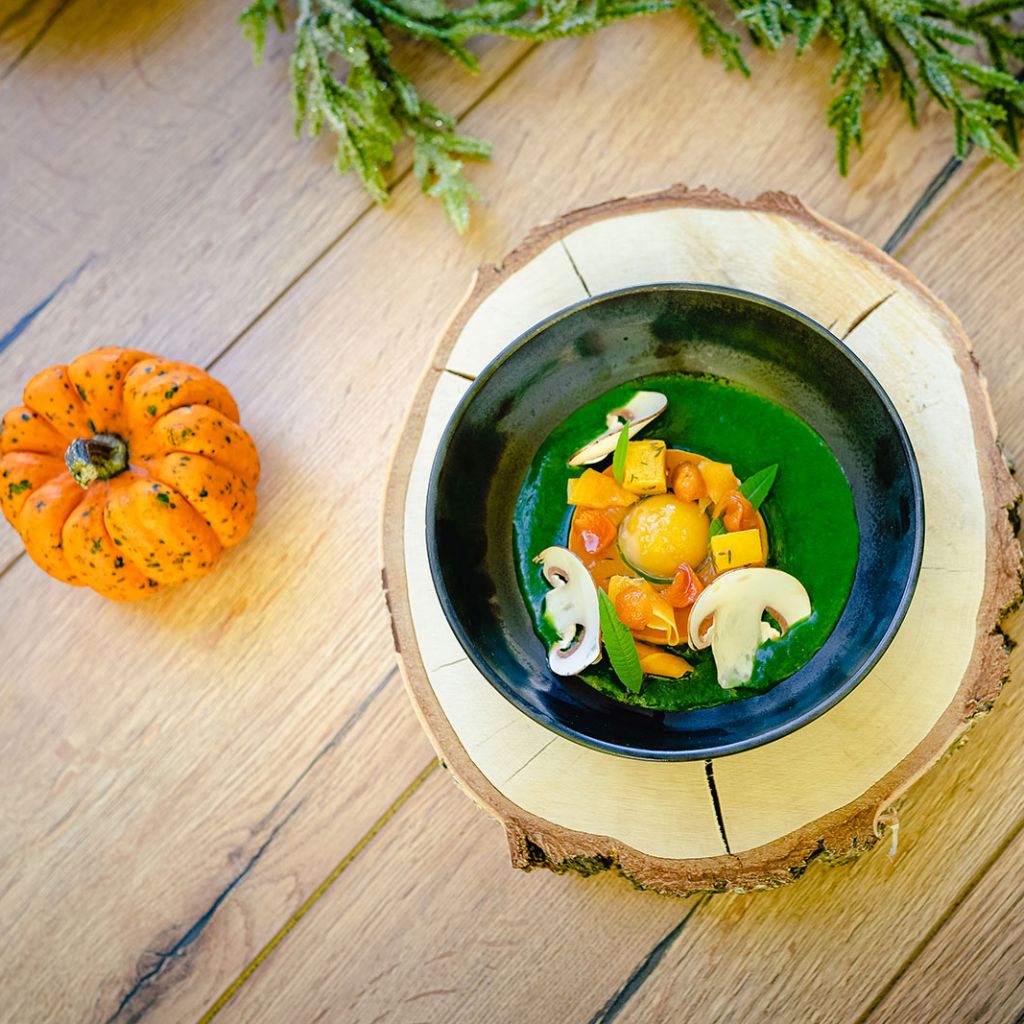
[381,185,1022,894]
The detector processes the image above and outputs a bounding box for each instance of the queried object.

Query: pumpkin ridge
[0,407,67,457]
[67,348,151,437]
[122,360,240,439]
[141,405,260,486]
[62,484,159,600]
[145,452,256,548]
[16,476,89,585]
[23,365,94,440]
[0,453,70,527]
[136,474,206,525]
[101,474,222,584]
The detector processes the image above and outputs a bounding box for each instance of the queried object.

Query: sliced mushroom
[534,546,602,676]
[568,391,668,467]
[687,568,811,688]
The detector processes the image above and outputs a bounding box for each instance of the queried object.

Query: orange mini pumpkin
[0,347,259,600]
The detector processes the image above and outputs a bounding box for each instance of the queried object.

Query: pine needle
[240,0,1024,228]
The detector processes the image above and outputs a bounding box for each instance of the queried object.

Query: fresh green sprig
[739,463,778,509]
[708,462,777,535]
[612,423,630,484]
[597,589,644,693]
[242,0,1024,230]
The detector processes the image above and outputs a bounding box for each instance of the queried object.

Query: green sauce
[513,374,859,711]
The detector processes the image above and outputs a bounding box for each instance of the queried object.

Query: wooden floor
[2,3,1023,1022]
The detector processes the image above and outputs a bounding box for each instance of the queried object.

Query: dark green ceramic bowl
[426,285,923,760]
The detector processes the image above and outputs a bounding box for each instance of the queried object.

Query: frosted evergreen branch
[241,0,1024,229]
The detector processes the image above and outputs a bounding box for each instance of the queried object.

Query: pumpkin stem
[65,433,129,487]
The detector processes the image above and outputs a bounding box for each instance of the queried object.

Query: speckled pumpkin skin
[0,347,260,599]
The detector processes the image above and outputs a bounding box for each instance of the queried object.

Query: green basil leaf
[612,422,630,484]
[708,517,727,538]
[597,588,644,693]
[739,463,778,509]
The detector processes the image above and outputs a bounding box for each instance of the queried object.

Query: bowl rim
[426,283,925,761]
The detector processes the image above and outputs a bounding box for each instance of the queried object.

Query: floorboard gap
[883,153,967,255]
[587,896,709,1024]
[197,759,439,1023]
[853,810,1024,1024]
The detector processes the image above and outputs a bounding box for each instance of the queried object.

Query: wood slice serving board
[381,187,1022,894]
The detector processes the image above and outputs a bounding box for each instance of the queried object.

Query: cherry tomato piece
[719,491,758,532]
[614,586,653,630]
[573,508,616,555]
[662,563,705,608]
[671,462,708,502]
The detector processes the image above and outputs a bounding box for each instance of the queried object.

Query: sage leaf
[612,421,630,485]
[739,464,778,509]
[598,588,644,693]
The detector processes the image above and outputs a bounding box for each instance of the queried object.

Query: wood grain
[0,0,523,569]
[576,163,1024,1024]
[866,822,1024,1023]
[396,268,727,865]
[0,0,75,77]
[217,768,700,1024]
[0,9,1003,1024]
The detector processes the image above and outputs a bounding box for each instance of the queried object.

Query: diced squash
[710,528,764,572]
[697,459,740,504]
[635,642,693,679]
[567,469,638,509]
[622,440,667,496]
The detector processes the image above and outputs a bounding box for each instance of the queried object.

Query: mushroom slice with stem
[534,545,602,676]
[687,568,811,689]
[568,391,668,467]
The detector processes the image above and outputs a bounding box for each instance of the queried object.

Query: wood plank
[0,12,985,1023]
[0,0,524,568]
[854,159,1024,1024]
[865,827,1024,1023]
[0,0,75,78]
[0,462,437,1020]
[217,768,697,1024]
[564,162,1024,1024]
[116,16,996,1023]
[609,642,1024,1024]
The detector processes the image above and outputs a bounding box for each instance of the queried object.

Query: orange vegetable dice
[717,490,758,532]
[614,584,653,630]
[697,459,739,504]
[635,642,693,679]
[567,469,638,509]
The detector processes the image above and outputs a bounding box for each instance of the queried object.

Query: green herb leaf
[708,517,727,538]
[612,422,630,485]
[597,589,644,693]
[739,464,778,509]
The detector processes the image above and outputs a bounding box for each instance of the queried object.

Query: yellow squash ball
[618,494,709,580]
